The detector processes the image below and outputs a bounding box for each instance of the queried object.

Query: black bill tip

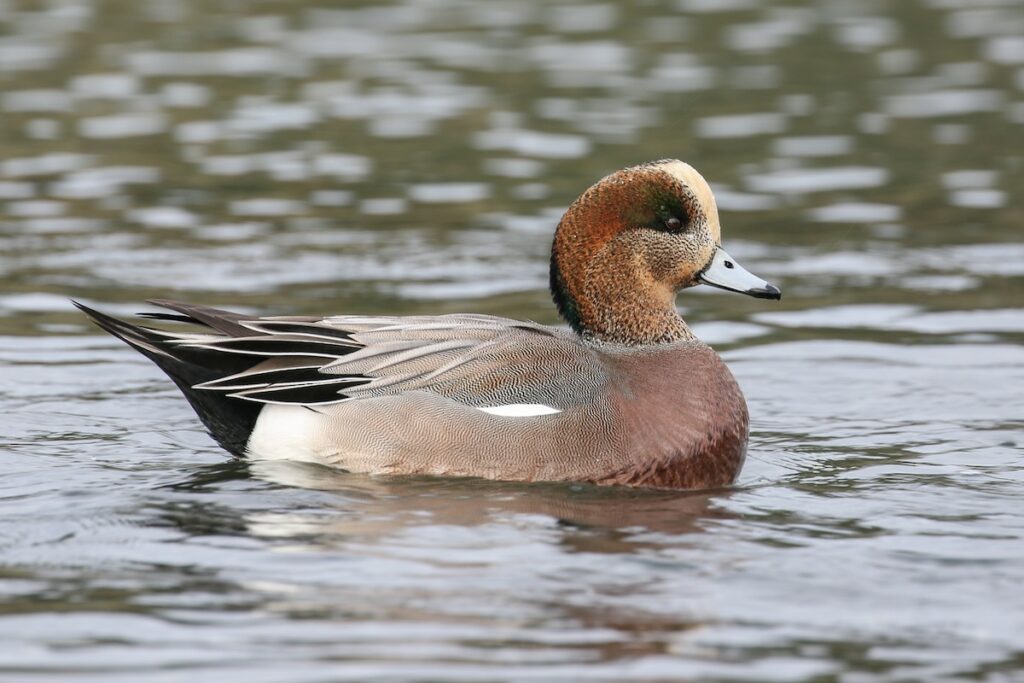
[747,283,782,300]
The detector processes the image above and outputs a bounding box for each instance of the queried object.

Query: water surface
[2,0,1023,680]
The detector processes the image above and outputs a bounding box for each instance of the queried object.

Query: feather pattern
[120,303,602,408]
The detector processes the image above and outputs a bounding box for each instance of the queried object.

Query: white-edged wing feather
[186,313,604,410]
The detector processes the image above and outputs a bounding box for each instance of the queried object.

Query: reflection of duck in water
[78,160,780,490]
[161,460,727,551]
[243,460,727,544]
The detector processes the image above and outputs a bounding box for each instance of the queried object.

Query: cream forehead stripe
[656,160,721,241]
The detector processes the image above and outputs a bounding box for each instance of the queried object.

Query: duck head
[550,159,780,345]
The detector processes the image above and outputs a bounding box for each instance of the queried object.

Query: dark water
[2,0,1024,680]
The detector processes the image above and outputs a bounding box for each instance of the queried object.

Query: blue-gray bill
[698,248,782,300]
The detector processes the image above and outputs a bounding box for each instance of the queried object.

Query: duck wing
[187,311,605,411]
[80,300,605,415]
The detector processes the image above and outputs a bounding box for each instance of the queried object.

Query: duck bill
[698,248,781,300]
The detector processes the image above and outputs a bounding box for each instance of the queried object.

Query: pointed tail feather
[145,299,253,337]
[74,301,261,457]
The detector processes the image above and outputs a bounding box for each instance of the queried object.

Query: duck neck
[550,236,694,346]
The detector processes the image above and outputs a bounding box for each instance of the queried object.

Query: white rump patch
[247,404,326,463]
[476,403,562,417]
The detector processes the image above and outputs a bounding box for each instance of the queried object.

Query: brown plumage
[77,159,780,490]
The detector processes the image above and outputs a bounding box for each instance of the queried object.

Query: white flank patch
[476,403,562,417]
[247,404,325,463]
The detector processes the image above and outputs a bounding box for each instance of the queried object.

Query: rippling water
[2,0,1023,680]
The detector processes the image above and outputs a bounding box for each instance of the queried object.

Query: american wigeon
[77,160,780,490]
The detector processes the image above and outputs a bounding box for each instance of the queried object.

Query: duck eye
[665,217,682,231]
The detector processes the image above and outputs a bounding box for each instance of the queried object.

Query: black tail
[74,301,262,457]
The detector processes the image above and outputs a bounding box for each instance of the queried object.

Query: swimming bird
[77,160,780,490]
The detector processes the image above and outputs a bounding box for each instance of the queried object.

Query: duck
[76,159,780,490]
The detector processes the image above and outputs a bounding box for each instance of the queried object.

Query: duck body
[78,160,777,490]
[247,322,748,489]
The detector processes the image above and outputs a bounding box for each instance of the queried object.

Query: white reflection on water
[806,202,902,223]
[745,166,889,194]
[695,112,786,139]
[128,49,304,76]
[0,181,34,199]
[949,188,1006,208]
[2,89,72,111]
[884,89,1004,118]
[474,128,592,158]
[773,135,853,157]
[408,183,491,204]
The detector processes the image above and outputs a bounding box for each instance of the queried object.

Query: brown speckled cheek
[675,221,716,287]
[638,232,685,283]
[642,232,711,289]
[674,237,703,284]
